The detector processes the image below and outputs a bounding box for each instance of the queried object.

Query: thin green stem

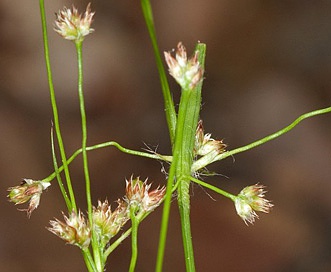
[50,126,71,209]
[129,207,139,272]
[104,197,176,259]
[156,130,179,272]
[188,176,236,201]
[104,228,132,259]
[39,0,76,212]
[216,106,331,161]
[140,0,177,145]
[42,141,172,183]
[75,41,102,271]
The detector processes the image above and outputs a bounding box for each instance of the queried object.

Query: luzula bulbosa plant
[7,1,331,271]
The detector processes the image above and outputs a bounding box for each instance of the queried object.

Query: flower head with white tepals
[191,120,227,173]
[7,178,50,218]
[234,183,273,225]
[124,176,166,214]
[194,120,227,157]
[48,210,91,250]
[164,42,204,89]
[54,3,95,42]
[92,199,129,247]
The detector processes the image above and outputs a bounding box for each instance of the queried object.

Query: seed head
[125,176,165,214]
[7,179,50,217]
[54,3,94,42]
[234,184,273,225]
[48,211,91,250]
[92,199,129,247]
[164,42,204,89]
[194,120,227,156]
[192,120,227,172]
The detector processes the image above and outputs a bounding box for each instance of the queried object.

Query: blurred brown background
[1,0,331,271]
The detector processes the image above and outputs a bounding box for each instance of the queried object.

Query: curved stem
[42,141,172,183]
[75,41,102,271]
[39,0,76,212]
[217,106,331,161]
[104,229,132,259]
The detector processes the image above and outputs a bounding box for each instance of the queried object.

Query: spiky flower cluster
[47,177,165,249]
[164,42,204,89]
[234,184,273,225]
[194,120,227,156]
[54,3,94,42]
[92,199,129,247]
[48,211,91,250]
[125,176,166,215]
[7,179,50,217]
[192,120,227,172]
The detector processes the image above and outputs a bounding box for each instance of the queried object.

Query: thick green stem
[75,41,102,271]
[39,0,76,212]
[176,43,206,272]
[82,249,97,272]
[176,91,197,272]
[156,43,206,272]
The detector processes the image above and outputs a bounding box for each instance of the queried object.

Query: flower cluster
[47,177,165,249]
[92,199,129,247]
[124,176,166,215]
[164,42,204,89]
[192,120,227,172]
[48,211,91,250]
[54,3,94,42]
[7,179,50,217]
[194,120,227,156]
[234,184,273,225]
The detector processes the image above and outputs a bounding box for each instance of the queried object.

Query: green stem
[82,249,97,272]
[129,207,140,272]
[188,176,235,201]
[177,43,206,272]
[50,127,71,209]
[104,228,132,259]
[75,41,102,271]
[104,202,173,259]
[216,106,331,161]
[140,0,177,145]
[42,141,172,183]
[39,0,76,212]
[175,91,196,272]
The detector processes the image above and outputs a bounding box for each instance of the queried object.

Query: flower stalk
[140,0,177,145]
[39,0,76,212]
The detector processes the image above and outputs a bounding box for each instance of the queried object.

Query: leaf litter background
[1,0,331,271]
